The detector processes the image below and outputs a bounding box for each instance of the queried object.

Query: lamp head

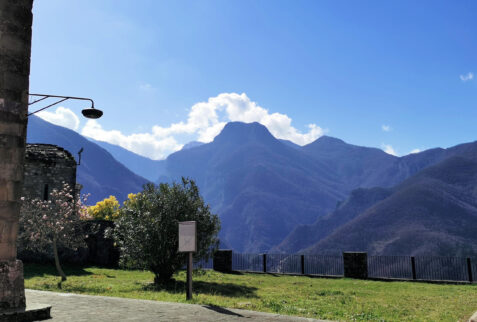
[81,108,103,119]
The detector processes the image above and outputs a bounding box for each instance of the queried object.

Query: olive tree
[108,178,220,284]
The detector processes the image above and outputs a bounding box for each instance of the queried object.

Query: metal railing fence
[198,251,476,283]
[368,256,412,279]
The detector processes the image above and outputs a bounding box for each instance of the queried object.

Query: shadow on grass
[226,270,244,275]
[143,280,258,298]
[24,263,93,279]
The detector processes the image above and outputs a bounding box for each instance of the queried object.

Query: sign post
[178,221,196,300]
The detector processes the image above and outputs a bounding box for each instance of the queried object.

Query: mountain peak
[181,141,205,151]
[213,122,277,145]
[311,135,346,146]
[302,135,348,152]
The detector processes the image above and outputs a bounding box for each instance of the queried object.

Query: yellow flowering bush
[87,195,120,221]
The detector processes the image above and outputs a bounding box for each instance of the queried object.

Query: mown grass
[24,263,477,321]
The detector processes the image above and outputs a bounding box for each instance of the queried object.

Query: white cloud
[382,144,398,156]
[36,106,80,131]
[409,148,421,154]
[381,124,392,132]
[460,72,474,82]
[151,92,325,145]
[76,92,325,160]
[82,120,183,160]
[197,122,227,142]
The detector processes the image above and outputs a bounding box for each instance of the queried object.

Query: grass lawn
[24,263,476,321]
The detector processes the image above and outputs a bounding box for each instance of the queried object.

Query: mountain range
[27,115,148,204]
[89,138,166,182]
[292,144,477,256]
[27,117,477,256]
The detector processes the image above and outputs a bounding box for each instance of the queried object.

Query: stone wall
[23,144,77,199]
[19,145,122,267]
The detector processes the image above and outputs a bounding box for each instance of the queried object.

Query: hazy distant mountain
[272,187,392,254]
[27,116,148,204]
[302,136,397,189]
[89,139,204,182]
[155,122,476,253]
[302,152,477,257]
[301,136,451,191]
[89,138,166,181]
[275,140,477,255]
[163,122,347,252]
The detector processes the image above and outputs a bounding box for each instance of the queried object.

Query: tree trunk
[0,0,34,310]
[52,237,67,287]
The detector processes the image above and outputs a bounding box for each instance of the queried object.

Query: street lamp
[28,93,103,119]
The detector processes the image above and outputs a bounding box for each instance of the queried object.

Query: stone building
[20,144,119,267]
[23,144,77,200]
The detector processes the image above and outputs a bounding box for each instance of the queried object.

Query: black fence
[368,255,412,279]
[367,256,474,282]
[231,253,264,272]
[304,255,343,276]
[208,251,476,283]
[230,253,344,276]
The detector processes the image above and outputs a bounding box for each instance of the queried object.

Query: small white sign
[178,221,197,252]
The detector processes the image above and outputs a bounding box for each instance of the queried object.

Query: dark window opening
[43,184,49,201]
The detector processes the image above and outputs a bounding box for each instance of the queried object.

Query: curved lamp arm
[28,93,103,119]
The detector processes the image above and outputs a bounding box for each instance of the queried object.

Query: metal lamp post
[28,93,103,119]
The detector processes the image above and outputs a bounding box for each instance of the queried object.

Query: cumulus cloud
[460,72,474,82]
[78,92,325,160]
[82,120,183,160]
[409,148,421,154]
[381,124,392,132]
[36,106,80,131]
[151,92,325,145]
[382,144,398,156]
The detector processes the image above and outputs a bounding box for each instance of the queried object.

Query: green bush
[108,178,220,284]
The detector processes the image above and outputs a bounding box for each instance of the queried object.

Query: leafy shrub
[108,178,220,284]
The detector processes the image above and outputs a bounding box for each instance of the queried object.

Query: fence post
[343,252,368,279]
[301,255,305,275]
[411,256,417,280]
[213,249,233,273]
[263,254,267,273]
[467,258,473,283]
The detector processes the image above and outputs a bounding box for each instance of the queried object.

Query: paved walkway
[26,290,327,322]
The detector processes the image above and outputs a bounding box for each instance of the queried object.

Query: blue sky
[30,0,476,159]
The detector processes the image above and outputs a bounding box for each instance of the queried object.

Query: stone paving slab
[26,289,328,322]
